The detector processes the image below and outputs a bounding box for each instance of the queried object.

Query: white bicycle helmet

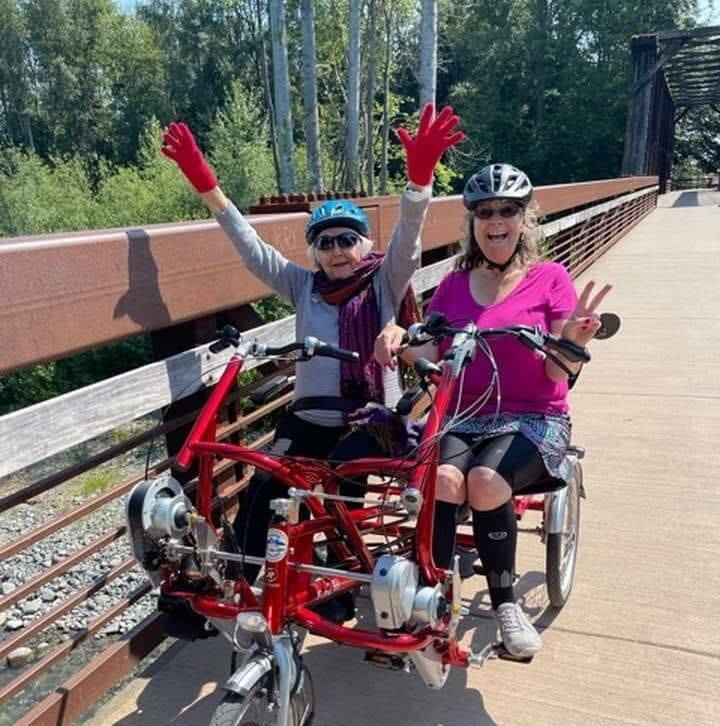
[463,163,533,209]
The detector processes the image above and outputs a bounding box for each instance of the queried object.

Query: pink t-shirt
[426,262,578,415]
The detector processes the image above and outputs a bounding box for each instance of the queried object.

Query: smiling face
[312,225,365,280]
[472,201,524,267]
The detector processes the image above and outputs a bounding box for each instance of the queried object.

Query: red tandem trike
[126,312,613,725]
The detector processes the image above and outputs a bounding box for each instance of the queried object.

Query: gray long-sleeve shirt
[215,187,431,426]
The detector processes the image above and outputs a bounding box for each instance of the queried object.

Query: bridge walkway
[85,190,720,726]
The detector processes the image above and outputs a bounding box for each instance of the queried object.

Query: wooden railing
[0,176,657,724]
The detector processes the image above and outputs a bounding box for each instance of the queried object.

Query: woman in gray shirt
[162,105,463,620]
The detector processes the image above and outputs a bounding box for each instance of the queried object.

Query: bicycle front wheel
[545,464,582,608]
[209,664,315,726]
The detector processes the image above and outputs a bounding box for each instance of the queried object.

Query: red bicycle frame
[168,348,470,666]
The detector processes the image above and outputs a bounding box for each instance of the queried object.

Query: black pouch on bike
[221,519,243,581]
[158,593,218,641]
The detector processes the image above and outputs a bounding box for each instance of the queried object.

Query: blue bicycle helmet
[306,200,370,242]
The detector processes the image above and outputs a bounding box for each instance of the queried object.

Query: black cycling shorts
[438,432,549,494]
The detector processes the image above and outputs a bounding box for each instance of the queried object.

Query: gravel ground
[0,417,166,723]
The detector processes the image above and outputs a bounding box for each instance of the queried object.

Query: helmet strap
[470,230,524,273]
[484,243,520,272]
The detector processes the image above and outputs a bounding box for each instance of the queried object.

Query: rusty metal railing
[0,179,657,724]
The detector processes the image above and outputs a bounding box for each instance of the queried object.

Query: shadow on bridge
[86,570,564,726]
[667,189,720,207]
[671,191,701,207]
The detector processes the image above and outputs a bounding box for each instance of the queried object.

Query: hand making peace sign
[561,280,613,347]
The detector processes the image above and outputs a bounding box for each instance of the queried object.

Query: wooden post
[622,34,677,195]
[655,79,675,194]
[150,316,219,488]
[622,36,659,177]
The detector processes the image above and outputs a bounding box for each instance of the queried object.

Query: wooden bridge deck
[85,190,720,726]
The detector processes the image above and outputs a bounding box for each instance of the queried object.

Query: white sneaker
[494,602,542,658]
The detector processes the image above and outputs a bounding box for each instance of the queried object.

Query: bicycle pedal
[364,651,410,672]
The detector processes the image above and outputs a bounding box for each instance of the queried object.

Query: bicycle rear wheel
[545,464,581,608]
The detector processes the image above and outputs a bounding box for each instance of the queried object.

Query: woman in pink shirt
[375,163,611,658]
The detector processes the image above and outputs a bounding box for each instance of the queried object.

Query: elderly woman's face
[472,201,524,266]
[312,226,364,279]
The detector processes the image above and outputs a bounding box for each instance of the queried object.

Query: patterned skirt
[444,412,573,484]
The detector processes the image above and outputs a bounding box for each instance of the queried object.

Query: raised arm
[380,105,465,303]
[161,122,307,304]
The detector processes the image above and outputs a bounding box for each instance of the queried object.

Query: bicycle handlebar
[208,326,359,363]
[406,314,592,366]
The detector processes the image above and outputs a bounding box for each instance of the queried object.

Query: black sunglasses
[474,204,522,220]
[314,232,360,251]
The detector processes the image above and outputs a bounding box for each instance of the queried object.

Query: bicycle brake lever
[515,328,545,352]
[209,325,241,354]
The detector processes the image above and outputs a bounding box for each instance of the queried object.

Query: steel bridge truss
[622,25,720,191]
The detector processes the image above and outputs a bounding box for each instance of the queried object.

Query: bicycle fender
[544,487,568,534]
[224,654,273,697]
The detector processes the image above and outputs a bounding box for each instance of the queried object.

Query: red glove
[161,122,218,193]
[396,103,465,186]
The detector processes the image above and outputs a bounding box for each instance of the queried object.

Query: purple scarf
[313,252,419,404]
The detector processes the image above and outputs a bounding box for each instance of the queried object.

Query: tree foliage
[440,0,708,184]
[1,0,712,199]
[0,0,715,410]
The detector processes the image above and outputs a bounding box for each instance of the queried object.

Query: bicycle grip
[315,342,359,362]
[547,337,591,363]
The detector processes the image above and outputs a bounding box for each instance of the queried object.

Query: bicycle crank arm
[447,555,463,641]
[469,641,534,667]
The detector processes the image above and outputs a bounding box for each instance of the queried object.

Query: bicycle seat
[514,447,584,494]
[249,375,294,406]
[514,475,566,495]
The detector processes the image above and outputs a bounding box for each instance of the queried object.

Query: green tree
[0,0,32,148]
[22,0,115,159]
[94,117,205,227]
[0,148,97,235]
[103,14,172,163]
[207,82,277,211]
[442,0,701,186]
[674,106,720,174]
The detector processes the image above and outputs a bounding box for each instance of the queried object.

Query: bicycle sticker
[266,528,289,562]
